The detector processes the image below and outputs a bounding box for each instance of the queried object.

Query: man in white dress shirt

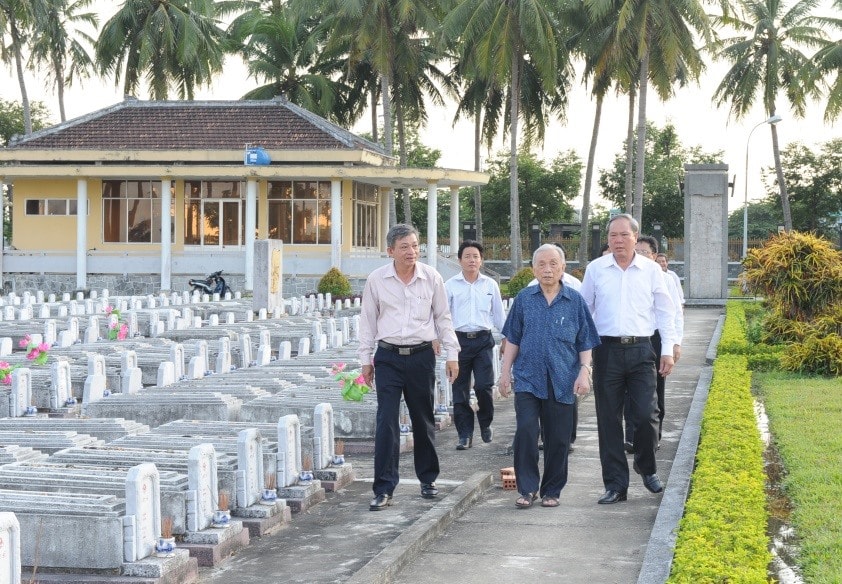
[579,214,677,504]
[445,240,506,450]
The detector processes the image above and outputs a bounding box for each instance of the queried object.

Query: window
[184,180,250,246]
[267,180,331,244]
[353,182,379,248]
[25,199,78,216]
[102,180,172,243]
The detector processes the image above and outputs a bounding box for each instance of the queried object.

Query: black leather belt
[601,336,648,345]
[378,340,433,355]
[456,330,491,339]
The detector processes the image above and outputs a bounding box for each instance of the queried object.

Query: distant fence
[420,236,768,263]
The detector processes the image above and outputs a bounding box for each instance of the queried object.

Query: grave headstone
[187,444,218,531]
[313,403,335,470]
[277,415,302,488]
[50,360,72,409]
[124,463,161,562]
[157,362,175,387]
[0,512,21,584]
[9,368,32,417]
[236,429,264,508]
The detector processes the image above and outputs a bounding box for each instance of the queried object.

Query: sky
[1,1,839,215]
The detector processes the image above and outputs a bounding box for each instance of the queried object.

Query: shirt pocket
[412,296,433,321]
[551,317,578,345]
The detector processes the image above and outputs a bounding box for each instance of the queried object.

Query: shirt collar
[384,261,426,280]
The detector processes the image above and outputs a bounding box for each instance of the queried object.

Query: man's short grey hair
[386,223,420,248]
[532,243,565,265]
[607,213,640,234]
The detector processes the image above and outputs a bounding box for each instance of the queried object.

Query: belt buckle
[620,336,634,345]
[398,347,411,356]
[467,332,478,339]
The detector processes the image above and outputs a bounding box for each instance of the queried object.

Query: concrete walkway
[198,307,722,584]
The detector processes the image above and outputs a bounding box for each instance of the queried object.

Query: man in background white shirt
[446,240,505,450]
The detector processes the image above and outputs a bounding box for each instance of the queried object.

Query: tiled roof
[9,98,385,154]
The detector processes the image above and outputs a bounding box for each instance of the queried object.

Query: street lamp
[743,114,783,258]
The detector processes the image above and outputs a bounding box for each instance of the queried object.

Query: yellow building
[0,97,488,295]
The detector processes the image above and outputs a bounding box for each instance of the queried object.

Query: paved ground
[198,307,723,584]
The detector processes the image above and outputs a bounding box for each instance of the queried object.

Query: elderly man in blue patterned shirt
[499,244,601,509]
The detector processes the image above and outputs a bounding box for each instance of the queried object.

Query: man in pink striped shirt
[359,224,460,511]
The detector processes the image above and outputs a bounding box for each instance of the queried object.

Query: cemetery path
[198,307,722,584]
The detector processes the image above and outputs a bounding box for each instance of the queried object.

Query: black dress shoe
[420,483,438,498]
[369,493,393,511]
[456,436,472,450]
[597,489,627,504]
[641,473,664,493]
[633,461,664,493]
[624,441,634,454]
[480,426,493,443]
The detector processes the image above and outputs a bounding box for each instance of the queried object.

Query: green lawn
[756,372,842,583]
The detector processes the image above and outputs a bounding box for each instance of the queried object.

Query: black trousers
[372,345,439,496]
[513,390,575,498]
[624,330,664,442]
[452,332,495,440]
[593,338,659,492]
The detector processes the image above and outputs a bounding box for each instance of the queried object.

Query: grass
[756,372,842,583]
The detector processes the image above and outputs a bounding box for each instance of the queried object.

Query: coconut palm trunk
[624,88,635,213]
[578,94,603,264]
[474,114,483,242]
[509,51,523,272]
[633,52,650,225]
[380,74,397,226]
[770,121,793,230]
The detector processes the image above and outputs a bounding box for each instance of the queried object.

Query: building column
[450,186,459,254]
[245,179,257,291]
[380,187,390,252]
[76,179,88,290]
[427,181,438,269]
[160,178,172,291]
[331,179,341,269]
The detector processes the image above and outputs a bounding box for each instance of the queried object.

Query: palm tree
[95,0,228,100]
[0,0,45,134]
[29,0,98,123]
[227,5,360,125]
[565,0,638,262]
[451,67,506,243]
[293,0,445,227]
[443,0,564,271]
[812,2,842,122]
[391,36,457,224]
[586,0,709,226]
[710,0,832,231]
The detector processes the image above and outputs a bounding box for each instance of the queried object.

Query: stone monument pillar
[683,164,730,301]
[253,239,284,314]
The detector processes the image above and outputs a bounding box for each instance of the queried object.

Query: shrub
[761,308,808,344]
[317,267,352,297]
[742,231,842,322]
[718,301,750,354]
[780,333,842,377]
[668,354,770,582]
[506,267,535,297]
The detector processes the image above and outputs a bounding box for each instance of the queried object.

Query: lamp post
[743,114,783,258]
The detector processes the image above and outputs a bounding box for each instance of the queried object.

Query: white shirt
[663,269,684,343]
[527,272,582,292]
[667,270,685,305]
[445,271,506,332]
[579,252,677,355]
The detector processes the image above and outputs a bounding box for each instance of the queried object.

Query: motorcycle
[189,270,232,296]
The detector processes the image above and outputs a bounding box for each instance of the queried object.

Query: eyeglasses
[636,249,653,256]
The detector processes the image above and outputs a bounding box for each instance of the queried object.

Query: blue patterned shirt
[502,284,601,404]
